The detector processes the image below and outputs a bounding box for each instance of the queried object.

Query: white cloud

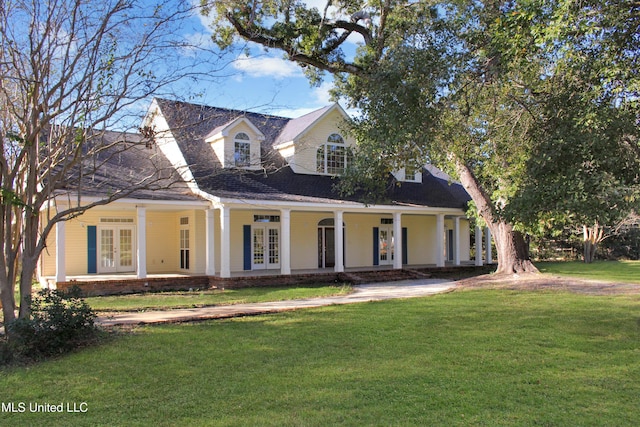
[232,54,303,79]
[311,81,334,105]
[272,80,360,118]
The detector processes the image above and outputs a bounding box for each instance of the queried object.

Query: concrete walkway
[97,278,456,327]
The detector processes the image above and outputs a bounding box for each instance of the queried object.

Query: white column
[55,221,66,282]
[475,225,484,266]
[220,206,231,278]
[334,210,344,273]
[393,212,402,269]
[136,207,147,279]
[454,216,461,266]
[280,208,291,275]
[436,214,445,268]
[485,227,493,264]
[205,209,216,276]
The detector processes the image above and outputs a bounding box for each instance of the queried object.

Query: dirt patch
[455,273,640,295]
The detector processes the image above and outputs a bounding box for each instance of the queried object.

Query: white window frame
[233,132,251,167]
[179,216,190,270]
[316,133,350,175]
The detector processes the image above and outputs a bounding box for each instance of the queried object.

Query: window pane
[316,146,325,173]
[327,133,344,144]
[234,141,251,166]
[253,228,265,265]
[119,229,133,267]
[101,229,114,268]
[326,144,345,174]
[180,229,190,269]
[268,228,279,264]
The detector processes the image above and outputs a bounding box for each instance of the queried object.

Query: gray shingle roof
[57,129,202,202]
[272,104,333,146]
[154,98,471,209]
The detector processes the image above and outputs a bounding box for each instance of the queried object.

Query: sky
[176,0,362,118]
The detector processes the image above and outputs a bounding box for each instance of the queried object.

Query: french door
[378,226,394,265]
[317,226,335,268]
[98,226,135,273]
[252,225,280,270]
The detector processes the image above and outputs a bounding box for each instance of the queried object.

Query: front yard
[1,288,639,426]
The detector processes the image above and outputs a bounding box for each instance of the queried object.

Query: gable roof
[154,98,290,177]
[272,104,335,147]
[153,98,471,209]
[205,116,266,142]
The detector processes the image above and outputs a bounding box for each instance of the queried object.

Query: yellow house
[39,98,491,292]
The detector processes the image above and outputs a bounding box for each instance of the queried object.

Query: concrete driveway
[98,278,456,327]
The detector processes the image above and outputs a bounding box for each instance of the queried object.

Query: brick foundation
[55,265,496,297]
[56,276,211,297]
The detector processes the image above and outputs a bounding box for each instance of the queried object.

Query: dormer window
[405,165,417,182]
[317,133,350,175]
[234,132,251,167]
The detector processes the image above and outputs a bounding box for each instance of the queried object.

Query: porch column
[454,216,461,266]
[136,207,147,279]
[220,206,231,278]
[393,212,402,269]
[55,221,66,282]
[475,225,484,266]
[280,208,291,275]
[485,227,493,264]
[334,210,344,273]
[435,214,445,268]
[205,209,216,276]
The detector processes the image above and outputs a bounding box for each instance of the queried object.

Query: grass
[1,290,639,426]
[537,260,640,284]
[84,284,352,312]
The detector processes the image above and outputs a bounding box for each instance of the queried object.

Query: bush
[5,286,99,361]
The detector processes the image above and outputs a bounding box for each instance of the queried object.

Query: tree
[505,0,640,262]
[0,0,210,328]
[202,0,638,273]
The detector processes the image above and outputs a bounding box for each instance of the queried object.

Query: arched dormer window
[234,132,251,167]
[316,133,351,174]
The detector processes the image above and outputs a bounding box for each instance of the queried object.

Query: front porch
[42,199,497,296]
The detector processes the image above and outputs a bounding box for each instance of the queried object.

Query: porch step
[339,269,431,286]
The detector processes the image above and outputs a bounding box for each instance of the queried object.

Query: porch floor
[43,261,481,285]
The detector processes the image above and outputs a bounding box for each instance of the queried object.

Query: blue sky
[177,1,362,118]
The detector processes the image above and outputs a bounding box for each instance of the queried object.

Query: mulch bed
[455,273,640,295]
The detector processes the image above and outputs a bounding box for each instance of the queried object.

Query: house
[39,98,490,293]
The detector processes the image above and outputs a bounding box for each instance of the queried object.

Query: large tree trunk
[490,221,538,274]
[455,159,538,274]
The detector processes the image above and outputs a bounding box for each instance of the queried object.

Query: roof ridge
[154,97,292,121]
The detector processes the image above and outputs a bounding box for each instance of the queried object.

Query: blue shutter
[87,226,97,274]
[402,227,408,265]
[243,225,251,270]
[373,227,379,266]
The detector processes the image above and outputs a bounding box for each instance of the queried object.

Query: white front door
[378,227,394,265]
[252,225,280,270]
[98,226,136,273]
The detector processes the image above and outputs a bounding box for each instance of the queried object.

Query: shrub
[5,286,99,361]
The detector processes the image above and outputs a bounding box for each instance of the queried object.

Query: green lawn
[85,284,352,312]
[537,260,640,283]
[2,290,639,426]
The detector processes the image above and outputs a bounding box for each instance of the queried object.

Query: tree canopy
[203,0,639,269]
